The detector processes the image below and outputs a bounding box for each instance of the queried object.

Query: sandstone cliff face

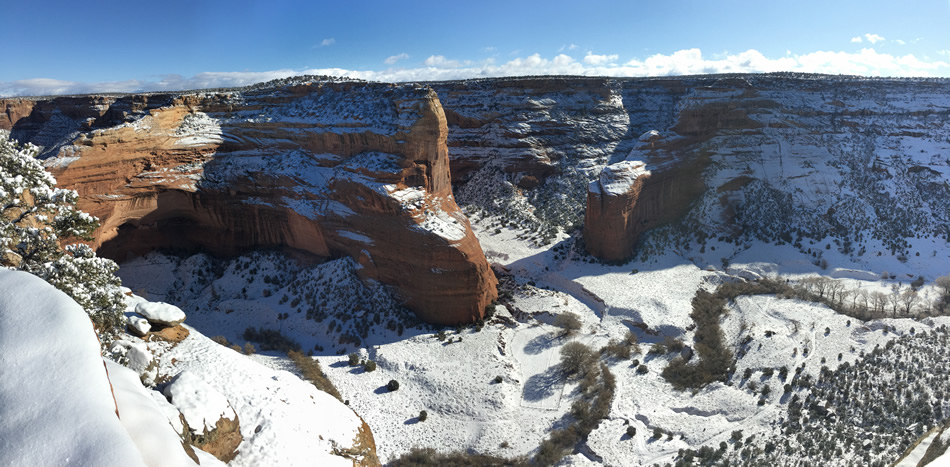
[3,80,497,325]
[584,161,651,262]
[437,75,950,262]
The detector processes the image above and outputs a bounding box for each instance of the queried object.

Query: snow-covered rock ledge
[0,269,147,466]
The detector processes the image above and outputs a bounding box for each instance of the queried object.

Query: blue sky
[2,0,949,95]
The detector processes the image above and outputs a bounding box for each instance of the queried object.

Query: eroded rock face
[439,75,950,263]
[584,161,651,262]
[3,80,497,325]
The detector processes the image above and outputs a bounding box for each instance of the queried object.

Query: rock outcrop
[584,161,651,262]
[2,79,497,325]
[164,370,242,463]
[135,301,186,327]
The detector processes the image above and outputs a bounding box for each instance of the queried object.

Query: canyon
[4,74,950,321]
[2,80,498,325]
[4,73,950,466]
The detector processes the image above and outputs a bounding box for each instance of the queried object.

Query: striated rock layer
[436,75,950,263]
[2,80,497,325]
[584,161,652,262]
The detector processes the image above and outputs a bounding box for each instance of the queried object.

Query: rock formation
[2,79,497,325]
[7,74,950,291]
[437,75,950,263]
[584,161,651,262]
[164,370,243,463]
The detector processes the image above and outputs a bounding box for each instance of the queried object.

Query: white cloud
[895,39,906,45]
[384,53,409,65]
[864,33,885,44]
[583,52,619,65]
[558,43,579,52]
[851,36,864,43]
[424,55,461,68]
[3,48,949,97]
[320,38,335,47]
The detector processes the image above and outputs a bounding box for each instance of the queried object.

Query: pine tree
[1,134,125,342]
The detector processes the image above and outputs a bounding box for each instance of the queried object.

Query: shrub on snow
[0,134,124,342]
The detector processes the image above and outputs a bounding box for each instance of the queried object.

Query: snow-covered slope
[152,323,374,467]
[0,269,146,466]
[117,223,950,466]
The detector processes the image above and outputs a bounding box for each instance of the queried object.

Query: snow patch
[106,360,198,467]
[164,370,235,433]
[591,160,650,196]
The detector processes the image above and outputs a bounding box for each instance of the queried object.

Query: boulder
[149,324,190,343]
[127,316,151,337]
[135,301,186,327]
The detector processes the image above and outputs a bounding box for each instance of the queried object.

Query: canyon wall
[435,75,950,262]
[2,80,497,325]
[5,74,950,289]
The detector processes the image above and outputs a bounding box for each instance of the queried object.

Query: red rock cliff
[2,80,497,325]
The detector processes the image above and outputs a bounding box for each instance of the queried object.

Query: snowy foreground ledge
[0,267,369,466]
[0,269,147,466]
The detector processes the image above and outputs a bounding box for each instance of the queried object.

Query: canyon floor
[117,211,950,466]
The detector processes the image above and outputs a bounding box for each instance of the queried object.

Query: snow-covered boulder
[128,315,151,337]
[0,269,146,466]
[135,301,186,327]
[164,370,242,463]
[638,129,662,142]
[110,340,157,382]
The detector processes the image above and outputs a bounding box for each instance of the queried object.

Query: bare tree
[838,288,853,310]
[560,341,596,377]
[828,280,846,306]
[870,292,888,318]
[899,288,919,317]
[887,284,902,317]
[934,276,950,313]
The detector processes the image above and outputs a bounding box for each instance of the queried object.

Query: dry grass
[287,350,343,402]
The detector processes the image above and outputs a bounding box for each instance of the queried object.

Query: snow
[114,214,950,465]
[638,129,661,142]
[106,360,199,467]
[155,326,367,467]
[112,339,155,376]
[129,315,152,335]
[591,160,650,196]
[0,269,146,466]
[174,112,223,148]
[414,202,469,242]
[164,370,236,433]
[135,300,186,325]
[337,229,374,245]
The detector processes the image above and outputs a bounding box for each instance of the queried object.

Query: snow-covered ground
[0,269,149,466]
[116,208,950,465]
